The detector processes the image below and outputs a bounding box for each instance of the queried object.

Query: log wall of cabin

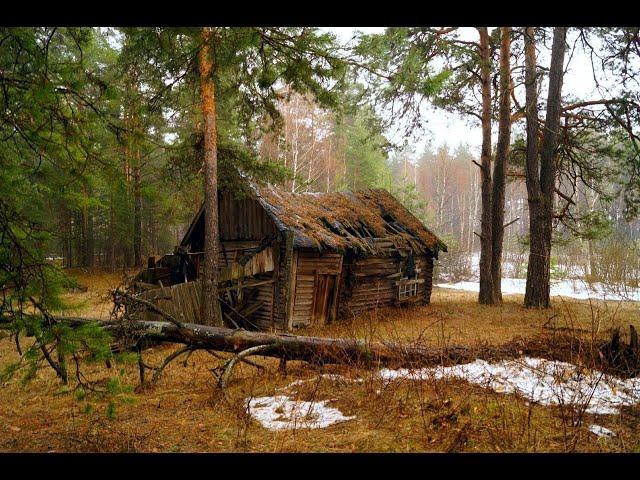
[218,193,282,330]
[423,255,434,305]
[339,253,433,317]
[245,274,278,330]
[180,192,287,331]
[289,250,343,328]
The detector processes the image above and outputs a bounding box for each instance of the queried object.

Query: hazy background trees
[6,26,640,304]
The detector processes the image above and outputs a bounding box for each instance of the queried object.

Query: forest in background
[23,27,640,294]
[4,25,640,327]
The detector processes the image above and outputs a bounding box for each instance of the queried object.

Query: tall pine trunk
[133,162,142,267]
[524,27,567,308]
[108,194,115,268]
[122,145,134,268]
[477,27,495,305]
[523,27,545,307]
[199,27,223,326]
[490,27,513,302]
[61,205,73,268]
[80,182,93,267]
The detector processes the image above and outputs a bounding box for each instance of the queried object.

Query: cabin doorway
[311,273,338,325]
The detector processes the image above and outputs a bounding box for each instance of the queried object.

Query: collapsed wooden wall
[138,281,202,324]
[217,242,274,281]
[250,239,288,332]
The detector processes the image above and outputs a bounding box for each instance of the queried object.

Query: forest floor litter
[4,279,640,451]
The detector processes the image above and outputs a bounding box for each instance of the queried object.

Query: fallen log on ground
[81,318,523,368]
[6,313,640,382]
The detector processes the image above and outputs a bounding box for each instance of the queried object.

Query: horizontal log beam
[62,318,522,368]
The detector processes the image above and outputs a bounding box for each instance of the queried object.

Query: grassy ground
[1,270,639,452]
[54,267,136,319]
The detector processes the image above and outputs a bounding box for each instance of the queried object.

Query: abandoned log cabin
[135,180,447,331]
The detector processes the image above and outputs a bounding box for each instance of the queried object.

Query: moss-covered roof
[253,183,446,255]
[182,180,447,256]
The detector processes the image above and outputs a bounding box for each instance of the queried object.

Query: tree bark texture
[477,27,495,305]
[490,27,513,302]
[524,27,567,308]
[133,162,142,268]
[198,27,224,326]
[62,318,524,369]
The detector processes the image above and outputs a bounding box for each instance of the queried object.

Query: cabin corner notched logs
[135,180,447,332]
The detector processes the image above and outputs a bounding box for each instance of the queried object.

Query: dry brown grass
[56,267,138,320]
[303,287,640,347]
[1,275,640,453]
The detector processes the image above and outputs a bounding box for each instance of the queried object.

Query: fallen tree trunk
[96,319,522,368]
[6,315,639,377]
[2,314,521,371]
[96,320,640,375]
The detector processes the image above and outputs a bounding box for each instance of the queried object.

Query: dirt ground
[1,270,639,452]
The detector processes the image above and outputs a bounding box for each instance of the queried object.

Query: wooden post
[270,241,280,331]
[284,231,298,332]
[423,255,433,305]
[329,256,343,323]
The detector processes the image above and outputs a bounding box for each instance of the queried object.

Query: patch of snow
[466,252,522,280]
[589,424,616,437]
[469,252,480,277]
[247,395,356,431]
[378,357,640,415]
[436,278,640,302]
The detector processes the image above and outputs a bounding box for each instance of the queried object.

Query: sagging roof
[182,181,447,257]
[255,184,447,255]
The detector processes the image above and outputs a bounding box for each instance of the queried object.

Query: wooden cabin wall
[184,193,277,254]
[339,256,397,316]
[217,241,260,266]
[217,243,274,281]
[196,195,280,318]
[243,273,277,330]
[289,250,343,328]
[339,253,433,317]
[423,255,434,304]
[219,193,277,241]
[241,238,288,332]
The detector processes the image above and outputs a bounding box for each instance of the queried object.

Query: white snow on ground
[248,374,361,431]
[436,278,640,302]
[378,357,640,415]
[589,424,616,437]
[247,395,356,431]
[247,359,640,430]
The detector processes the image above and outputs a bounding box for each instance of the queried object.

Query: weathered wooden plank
[284,232,298,332]
[185,283,199,323]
